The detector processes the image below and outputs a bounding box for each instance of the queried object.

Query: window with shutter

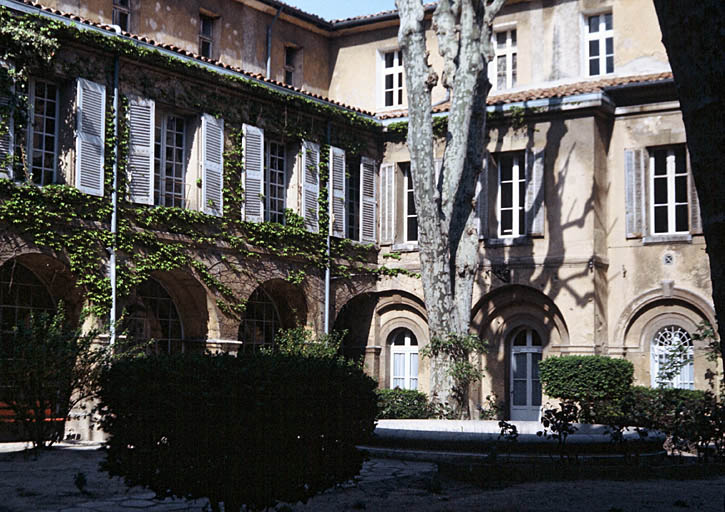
[266,139,286,224]
[346,160,361,240]
[379,163,394,244]
[403,164,418,242]
[302,141,320,232]
[127,96,154,205]
[75,78,105,196]
[496,151,526,238]
[525,147,545,237]
[360,157,377,243]
[329,146,346,238]
[154,113,187,207]
[202,113,224,217]
[0,73,13,179]
[242,123,264,223]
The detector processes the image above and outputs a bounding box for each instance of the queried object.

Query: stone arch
[333,292,377,363]
[471,284,569,418]
[237,279,307,349]
[614,287,716,388]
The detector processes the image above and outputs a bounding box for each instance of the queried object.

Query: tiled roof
[378,72,674,119]
[7,0,375,116]
[330,3,437,25]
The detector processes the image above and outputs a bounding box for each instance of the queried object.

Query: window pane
[385,91,393,107]
[589,58,599,76]
[654,205,668,233]
[385,52,394,68]
[500,155,512,181]
[501,210,512,235]
[407,217,418,242]
[675,204,688,232]
[513,353,527,379]
[511,53,517,87]
[497,57,506,89]
[385,74,393,89]
[513,380,527,406]
[501,183,513,208]
[531,331,542,346]
[410,353,418,379]
[511,29,517,47]
[675,175,688,203]
[589,15,599,33]
[496,31,507,48]
[393,353,404,379]
[532,379,542,406]
[653,176,668,204]
[604,13,612,30]
[606,37,613,55]
[606,56,614,74]
[674,146,687,173]
[654,150,667,175]
[514,330,527,346]
[589,39,599,57]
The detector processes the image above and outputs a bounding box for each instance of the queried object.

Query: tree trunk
[652,1,725,360]
[396,0,504,412]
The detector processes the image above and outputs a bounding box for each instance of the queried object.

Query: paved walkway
[2,442,725,511]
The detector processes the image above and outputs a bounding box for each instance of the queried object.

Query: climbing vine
[0,7,418,321]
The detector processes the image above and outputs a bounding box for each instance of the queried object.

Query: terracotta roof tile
[11,0,374,116]
[330,3,436,25]
[378,72,674,119]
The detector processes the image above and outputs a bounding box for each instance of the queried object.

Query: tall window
[347,163,360,241]
[651,325,694,390]
[266,140,286,224]
[510,328,543,421]
[154,114,186,207]
[125,279,184,354]
[112,0,130,32]
[284,46,297,85]
[28,79,59,186]
[651,146,688,235]
[382,50,404,108]
[239,287,280,351]
[390,328,418,390]
[586,13,613,76]
[199,14,214,59]
[0,262,55,341]
[492,29,517,90]
[404,165,418,242]
[497,151,526,238]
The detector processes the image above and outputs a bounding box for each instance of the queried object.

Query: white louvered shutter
[330,146,346,237]
[127,96,154,204]
[75,78,106,196]
[624,148,645,239]
[202,113,224,217]
[0,80,13,179]
[302,141,320,232]
[360,157,377,243]
[688,153,702,235]
[242,123,264,222]
[476,154,491,240]
[525,147,545,237]
[379,163,394,244]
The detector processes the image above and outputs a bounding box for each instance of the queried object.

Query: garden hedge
[97,352,378,511]
[539,355,634,402]
[376,388,432,419]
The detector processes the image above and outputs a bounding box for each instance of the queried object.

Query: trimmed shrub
[97,352,378,511]
[539,355,633,421]
[376,388,432,419]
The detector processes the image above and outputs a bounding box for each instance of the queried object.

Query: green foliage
[536,401,580,455]
[421,333,489,418]
[97,352,378,511]
[539,355,633,419]
[260,327,346,360]
[376,388,432,419]
[0,304,109,448]
[478,393,506,420]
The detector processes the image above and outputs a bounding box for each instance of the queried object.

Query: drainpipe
[324,121,331,334]
[266,6,283,78]
[109,53,120,346]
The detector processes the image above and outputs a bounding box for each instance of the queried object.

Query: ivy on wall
[0,7,418,322]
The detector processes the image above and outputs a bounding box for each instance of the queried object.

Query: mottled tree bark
[396,0,504,410]
[652,1,725,359]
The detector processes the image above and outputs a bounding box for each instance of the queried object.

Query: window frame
[154,112,188,208]
[199,14,214,59]
[650,325,694,390]
[496,151,526,238]
[378,49,404,110]
[584,12,614,77]
[112,0,130,32]
[649,146,689,236]
[283,45,298,86]
[27,78,60,187]
[265,139,286,224]
[490,27,517,91]
[390,329,419,391]
[346,160,361,241]
[403,164,418,243]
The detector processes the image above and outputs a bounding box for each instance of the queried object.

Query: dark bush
[376,388,432,419]
[539,355,633,421]
[97,352,378,511]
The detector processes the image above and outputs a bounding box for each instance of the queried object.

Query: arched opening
[0,261,55,341]
[651,325,694,389]
[333,293,377,363]
[388,327,419,390]
[124,278,184,354]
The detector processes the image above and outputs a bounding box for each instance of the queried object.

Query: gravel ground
[1,443,725,511]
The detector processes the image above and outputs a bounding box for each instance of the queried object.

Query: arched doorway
[238,287,281,351]
[509,328,543,421]
[389,328,419,390]
[0,261,55,340]
[124,278,184,354]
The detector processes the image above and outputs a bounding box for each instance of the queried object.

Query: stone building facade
[0,0,716,427]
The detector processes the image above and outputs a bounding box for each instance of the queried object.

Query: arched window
[125,279,183,354]
[651,325,694,389]
[0,262,55,341]
[239,287,280,351]
[389,328,418,390]
[510,328,543,421]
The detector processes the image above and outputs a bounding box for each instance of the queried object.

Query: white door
[510,329,543,421]
[390,329,419,390]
